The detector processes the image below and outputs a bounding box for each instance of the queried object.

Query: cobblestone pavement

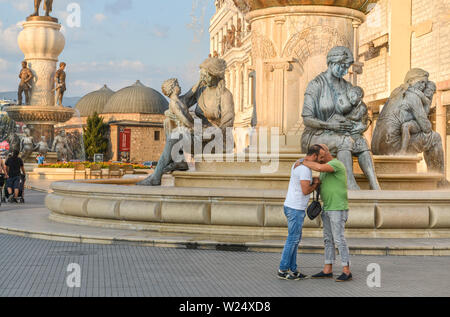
[0,233,449,297]
[1,190,449,297]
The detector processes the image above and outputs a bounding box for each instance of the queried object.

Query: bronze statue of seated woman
[138,57,235,186]
[301,46,380,190]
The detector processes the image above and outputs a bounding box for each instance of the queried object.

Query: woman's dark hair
[307,144,323,156]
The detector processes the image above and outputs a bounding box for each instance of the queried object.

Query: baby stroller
[0,173,5,205]
[17,174,25,204]
[4,174,25,204]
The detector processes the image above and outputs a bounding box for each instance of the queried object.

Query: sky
[0,0,215,97]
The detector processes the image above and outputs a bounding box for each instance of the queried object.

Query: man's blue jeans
[279,206,306,272]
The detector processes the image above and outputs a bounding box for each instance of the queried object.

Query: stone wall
[411,0,450,83]
[129,126,165,163]
[358,0,450,96]
[359,0,389,45]
[106,113,166,163]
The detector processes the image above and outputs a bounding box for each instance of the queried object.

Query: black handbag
[307,186,322,220]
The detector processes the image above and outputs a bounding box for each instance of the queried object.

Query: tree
[0,115,17,142]
[83,112,109,161]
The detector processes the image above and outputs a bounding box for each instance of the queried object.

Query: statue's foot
[136,175,161,186]
[162,163,176,174]
[371,184,382,191]
[173,162,189,171]
[348,183,361,191]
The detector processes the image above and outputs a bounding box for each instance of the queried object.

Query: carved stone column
[263,59,294,134]
[6,18,74,148]
[18,20,65,107]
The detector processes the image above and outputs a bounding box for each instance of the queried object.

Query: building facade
[210,0,256,152]
[211,0,368,152]
[210,0,450,179]
[60,81,168,164]
[358,0,450,179]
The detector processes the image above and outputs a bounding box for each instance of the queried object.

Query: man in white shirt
[278,145,322,280]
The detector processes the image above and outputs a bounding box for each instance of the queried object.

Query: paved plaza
[0,190,449,297]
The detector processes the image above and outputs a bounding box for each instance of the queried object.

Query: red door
[119,127,131,162]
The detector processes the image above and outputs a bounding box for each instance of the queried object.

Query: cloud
[0,58,8,71]
[0,21,23,54]
[105,0,133,15]
[94,13,107,23]
[13,0,30,12]
[72,80,103,93]
[150,24,170,39]
[70,60,146,74]
[0,0,30,12]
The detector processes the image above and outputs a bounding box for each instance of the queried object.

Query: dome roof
[75,85,115,117]
[236,0,378,13]
[102,80,168,114]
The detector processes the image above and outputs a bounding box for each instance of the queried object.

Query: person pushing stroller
[5,150,26,203]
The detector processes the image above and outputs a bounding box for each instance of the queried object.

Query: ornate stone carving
[264,60,294,72]
[360,41,389,61]
[251,31,277,60]
[233,0,378,13]
[282,26,350,74]
[28,60,56,107]
[236,18,243,47]
[6,105,75,124]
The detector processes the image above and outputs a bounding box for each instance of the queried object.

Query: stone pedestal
[18,20,65,107]
[172,154,442,191]
[6,18,74,148]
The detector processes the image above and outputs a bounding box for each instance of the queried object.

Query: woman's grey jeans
[321,210,350,267]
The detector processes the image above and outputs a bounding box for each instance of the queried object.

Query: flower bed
[38,162,149,169]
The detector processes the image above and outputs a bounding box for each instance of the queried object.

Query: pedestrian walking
[5,150,26,203]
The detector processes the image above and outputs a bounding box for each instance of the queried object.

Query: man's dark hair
[307,144,323,156]
[12,150,20,158]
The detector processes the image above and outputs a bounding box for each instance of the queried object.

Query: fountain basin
[6,105,75,144]
[46,179,450,238]
[6,105,75,125]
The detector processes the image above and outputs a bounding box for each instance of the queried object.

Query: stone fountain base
[172,154,444,191]
[6,105,75,145]
[46,179,450,239]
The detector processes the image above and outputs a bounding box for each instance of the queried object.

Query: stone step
[192,154,421,175]
[173,170,442,191]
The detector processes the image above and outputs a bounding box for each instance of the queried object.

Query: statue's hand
[327,121,353,133]
[350,122,367,135]
[192,77,206,92]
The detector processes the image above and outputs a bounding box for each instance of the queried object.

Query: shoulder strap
[315,186,321,201]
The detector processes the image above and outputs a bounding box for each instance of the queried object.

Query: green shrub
[83,112,109,161]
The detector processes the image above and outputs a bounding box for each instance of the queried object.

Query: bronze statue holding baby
[301,46,380,190]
